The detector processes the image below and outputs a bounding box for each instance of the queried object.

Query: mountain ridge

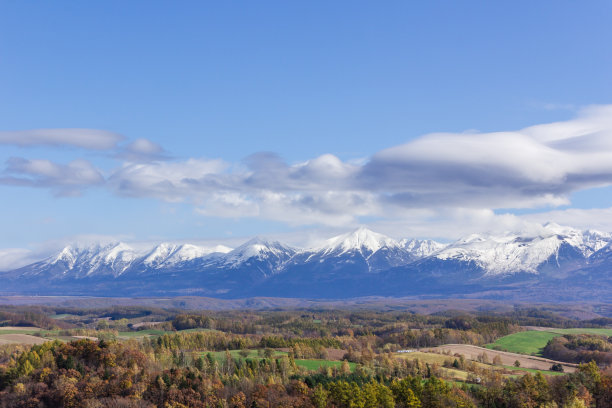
[2,225,611,300]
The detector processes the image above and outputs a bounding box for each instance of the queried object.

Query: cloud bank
[106,105,612,225]
[3,105,612,227]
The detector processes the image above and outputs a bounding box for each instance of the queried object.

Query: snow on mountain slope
[281,228,414,274]
[5,223,611,286]
[434,223,612,275]
[143,243,232,268]
[142,243,181,267]
[51,246,80,269]
[400,238,447,258]
[46,242,142,277]
[171,244,232,262]
[36,242,233,277]
[312,227,401,258]
[85,243,139,275]
[581,229,612,255]
[223,237,296,267]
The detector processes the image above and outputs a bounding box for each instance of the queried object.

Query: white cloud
[359,105,612,209]
[5,106,612,230]
[119,138,169,162]
[0,128,124,150]
[109,154,372,225]
[365,207,537,241]
[100,105,612,226]
[108,158,229,202]
[521,206,612,233]
[1,157,104,196]
[0,248,37,271]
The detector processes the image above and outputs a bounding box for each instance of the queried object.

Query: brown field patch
[131,321,163,328]
[0,326,40,331]
[72,335,98,341]
[429,344,576,373]
[324,348,346,360]
[0,334,50,345]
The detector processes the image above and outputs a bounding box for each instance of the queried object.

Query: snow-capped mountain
[288,228,411,273]
[222,238,296,268]
[18,242,142,279]
[314,227,402,258]
[215,238,297,279]
[1,223,611,300]
[432,223,612,275]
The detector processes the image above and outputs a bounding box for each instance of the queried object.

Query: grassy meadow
[485,328,612,356]
[201,349,356,372]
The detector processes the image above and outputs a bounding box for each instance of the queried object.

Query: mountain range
[2,224,611,301]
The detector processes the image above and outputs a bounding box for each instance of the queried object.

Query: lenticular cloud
[106,105,612,224]
[4,106,612,225]
[0,128,124,150]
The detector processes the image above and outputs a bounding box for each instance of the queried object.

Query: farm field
[117,329,173,338]
[118,328,214,339]
[430,344,575,373]
[0,327,59,344]
[485,327,612,356]
[551,328,612,336]
[50,313,78,319]
[201,349,356,372]
[395,351,457,365]
[396,350,570,380]
[503,365,566,376]
[0,326,43,334]
[294,359,355,371]
[0,325,215,344]
[0,334,49,345]
[485,331,558,355]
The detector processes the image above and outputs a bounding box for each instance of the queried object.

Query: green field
[551,328,612,336]
[486,328,612,356]
[0,329,41,335]
[485,331,558,355]
[294,359,355,371]
[0,328,61,337]
[201,350,355,372]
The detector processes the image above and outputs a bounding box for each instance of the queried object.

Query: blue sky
[2,1,612,266]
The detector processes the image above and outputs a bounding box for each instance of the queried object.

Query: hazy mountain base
[2,258,610,302]
[0,296,610,319]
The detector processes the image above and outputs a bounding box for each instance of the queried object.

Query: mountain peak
[240,236,281,247]
[142,242,232,267]
[51,241,130,264]
[225,237,295,265]
[320,227,399,255]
